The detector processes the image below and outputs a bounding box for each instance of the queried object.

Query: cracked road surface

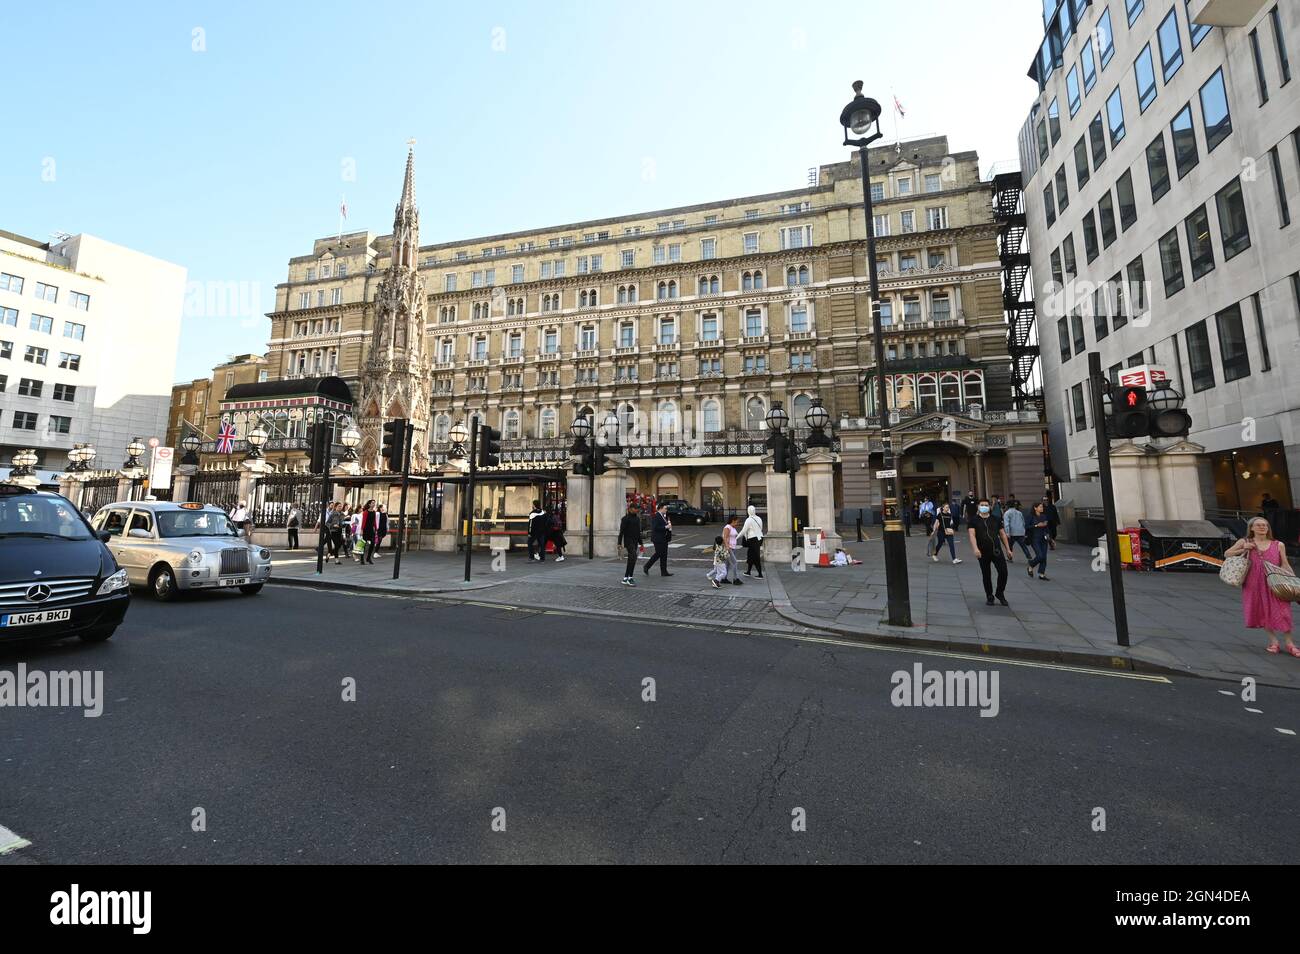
[1,586,1297,863]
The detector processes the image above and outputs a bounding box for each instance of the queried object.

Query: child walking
[706,535,730,589]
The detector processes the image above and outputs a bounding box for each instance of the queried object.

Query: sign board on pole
[875,469,897,479]
[149,446,174,491]
[1117,365,1170,390]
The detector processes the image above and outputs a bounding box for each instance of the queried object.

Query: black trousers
[287,527,298,549]
[745,539,763,575]
[978,551,1008,598]
[623,546,639,578]
[528,534,546,560]
[328,528,343,558]
[644,540,669,575]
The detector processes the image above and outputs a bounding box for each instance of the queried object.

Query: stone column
[1108,441,1151,528]
[1155,439,1207,521]
[1138,452,1166,523]
[567,460,592,557]
[116,474,136,502]
[430,472,462,552]
[802,448,842,555]
[172,464,197,504]
[974,449,986,499]
[592,454,630,557]
[238,459,268,509]
[58,474,82,507]
[765,452,794,564]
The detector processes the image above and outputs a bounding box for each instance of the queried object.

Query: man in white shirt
[229,501,252,543]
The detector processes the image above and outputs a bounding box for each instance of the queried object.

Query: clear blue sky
[1,0,1045,381]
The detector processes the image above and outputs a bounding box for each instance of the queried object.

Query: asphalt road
[1,584,1296,864]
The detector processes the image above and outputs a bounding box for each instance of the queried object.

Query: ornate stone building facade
[259,137,1046,514]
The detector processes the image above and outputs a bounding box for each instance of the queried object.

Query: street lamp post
[841,79,911,626]
[180,433,201,467]
[448,419,470,553]
[765,401,800,555]
[244,423,268,461]
[569,413,595,559]
[124,437,146,500]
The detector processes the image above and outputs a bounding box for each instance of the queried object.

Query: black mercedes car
[0,486,130,645]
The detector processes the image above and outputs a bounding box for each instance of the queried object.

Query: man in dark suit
[617,504,643,585]
[643,502,673,577]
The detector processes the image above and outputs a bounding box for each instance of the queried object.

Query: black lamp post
[804,396,832,448]
[180,433,201,466]
[570,413,596,559]
[124,437,146,501]
[841,79,911,626]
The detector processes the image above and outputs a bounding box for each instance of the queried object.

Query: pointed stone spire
[391,144,419,270]
[398,145,416,216]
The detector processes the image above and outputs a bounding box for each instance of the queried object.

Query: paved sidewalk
[770,531,1300,688]
[268,542,809,633]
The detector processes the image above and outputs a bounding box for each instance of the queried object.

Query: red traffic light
[1114,385,1147,411]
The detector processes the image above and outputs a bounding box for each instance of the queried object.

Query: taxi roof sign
[179,502,206,509]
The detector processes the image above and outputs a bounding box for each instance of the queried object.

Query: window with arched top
[940,372,962,411]
[617,402,637,443]
[503,409,520,439]
[617,286,627,304]
[702,399,721,433]
[657,401,678,435]
[792,393,811,425]
[434,415,450,442]
[962,371,984,405]
[745,396,766,430]
[918,373,939,412]
[539,407,557,439]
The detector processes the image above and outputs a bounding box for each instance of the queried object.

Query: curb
[763,568,1270,685]
[270,575,505,596]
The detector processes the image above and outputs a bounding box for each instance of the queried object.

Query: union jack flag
[217,421,237,454]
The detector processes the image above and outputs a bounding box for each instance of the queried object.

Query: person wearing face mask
[967,497,1012,606]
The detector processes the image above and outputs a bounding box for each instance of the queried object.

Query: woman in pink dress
[1225,517,1298,656]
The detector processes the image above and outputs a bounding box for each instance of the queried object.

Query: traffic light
[1149,406,1193,438]
[1109,385,1150,438]
[308,422,329,474]
[477,423,501,468]
[382,418,407,472]
[772,432,799,474]
[1105,383,1194,439]
[591,442,608,476]
[574,453,592,477]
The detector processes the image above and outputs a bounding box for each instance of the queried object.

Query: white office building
[0,230,186,483]
[1019,0,1300,520]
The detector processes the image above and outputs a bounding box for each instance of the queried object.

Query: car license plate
[2,609,72,627]
[220,577,249,587]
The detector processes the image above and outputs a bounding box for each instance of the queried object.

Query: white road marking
[1276,728,1296,736]
[0,823,30,855]
[1218,690,1235,696]
[1245,707,1262,714]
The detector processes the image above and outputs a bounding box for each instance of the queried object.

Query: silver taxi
[89,501,272,601]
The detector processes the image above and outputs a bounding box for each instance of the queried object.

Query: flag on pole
[893,95,906,118]
[340,196,348,220]
[216,421,237,455]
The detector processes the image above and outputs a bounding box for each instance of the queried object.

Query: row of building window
[0,307,86,340]
[0,339,81,370]
[297,288,344,310]
[870,206,949,236]
[0,410,70,433]
[431,395,806,442]
[434,307,812,362]
[869,173,948,202]
[0,272,91,311]
[0,376,76,401]
[440,258,816,296]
